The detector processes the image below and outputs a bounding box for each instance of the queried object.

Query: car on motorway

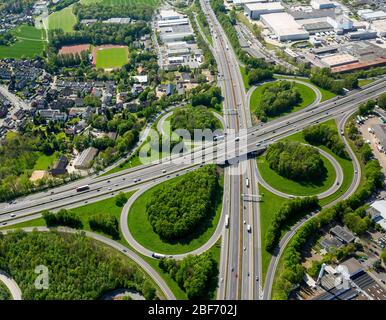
[2,222,7,226]
[10,214,16,218]
[247,224,251,233]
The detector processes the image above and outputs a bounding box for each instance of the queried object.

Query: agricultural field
[47,5,77,33]
[0,25,47,59]
[95,46,129,69]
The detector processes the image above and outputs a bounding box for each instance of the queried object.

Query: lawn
[127,172,224,254]
[281,119,354,207]
[258,184,286,285]
[358,79,375,87]
[0,25,46,59]
[47,5,77,33]
[274,75,336,102]
[96,47,129,69]
[33,152,59,171]
[239,65,250,91]
[257,152,336,196]
[250,80,317,122]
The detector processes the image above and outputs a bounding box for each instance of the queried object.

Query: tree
[115,192,128,207]
[42,209,83,229]
[381,251,386,263]
[378,93,386,110]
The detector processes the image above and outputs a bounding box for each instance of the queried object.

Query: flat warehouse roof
[261,12,309,37]
[321,53,358,67]
[245,2,284,10]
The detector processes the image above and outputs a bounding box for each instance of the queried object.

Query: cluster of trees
[42,209,83,229]
[191,86,222,110]
[159,252,217,299]
[89,214,119,239]
[73,3,154,21]
[171,106,221,136]
[257,81,302,120]
[343,206,371,235]
[310,69,358,94]
[358,99,376,116]
[265,141,327,182]
[115,192,128,207]
[49,0,78,12]
[265,197,319,252]
[0,31,14,46]
[48,51,90,69]
[273,120,384,300]
[303,124,348,158]
[0,231,158,300]
[146,165,219,241]
[49,22,150,51]
[378,93,386,110]
[346,120,373,164]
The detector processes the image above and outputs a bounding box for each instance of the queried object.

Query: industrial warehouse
[226,0,386,73]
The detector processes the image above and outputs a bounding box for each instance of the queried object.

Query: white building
[360,10,386,21]
[233,0,272,7]
[157,18,189,27]
[244,2,284,19]
[260,12,309,41]
[369,200,386,231]
[159,9,182,21]
[327,15,353,33]
[310,0,336,10]
[371,19,386,37]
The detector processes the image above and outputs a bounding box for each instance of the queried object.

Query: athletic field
[95,46,129,69]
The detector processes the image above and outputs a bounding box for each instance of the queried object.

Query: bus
[76,185,90,192]
[225,215,230,228]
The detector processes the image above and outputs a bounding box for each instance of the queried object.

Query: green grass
[258,184,286,284]
[358,79,374,87]
[0,281,12,300]
[47,5,77,33]
[96,47,129,69]
[127,172,224,255]
[281,119,354,206]
[274,75,336,102]
[257,153,336,196]
[0,25,46,59]
[240,65,250,91]
[33,152,59,171]
[250,81,317,122]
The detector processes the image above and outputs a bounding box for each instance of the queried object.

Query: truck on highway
[245,178,249,188]
[368,127,374,134]
[152,252,166,259]
[76,185,90,192]
[213,135,225,141]
[247,224,251,233]
[225,214,230,228]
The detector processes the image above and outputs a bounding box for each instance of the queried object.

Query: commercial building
[326,15,354,33]
[232,0,271,7]
[260,12,309,41]
[310,0,336,10]
[360,10,386,21]
[321,53,358,67]
[371,19,386,37]
[330,225,355,244]
[157,18,189,27]
[368,200,386,231]
[244,2,284,19]
[159,9,182,21]
[349,30,378,40]
[74,147,98,170]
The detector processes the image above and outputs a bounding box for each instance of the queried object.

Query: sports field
[95,46,129,69]
[0,25,47,59]
[47,5,77,33]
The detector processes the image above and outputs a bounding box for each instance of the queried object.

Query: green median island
[128,164,223,254]
[258,141,336,196]
[250,80,316,123]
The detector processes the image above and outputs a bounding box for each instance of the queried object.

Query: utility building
[244,2,284,19]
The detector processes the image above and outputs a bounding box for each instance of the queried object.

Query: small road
[120,185,225,260]
[0,270,22,300]
[255,144,344,199]
[263,110,362,300]
[0,227,176,300]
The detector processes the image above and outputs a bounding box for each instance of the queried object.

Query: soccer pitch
[95,47,129,69]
